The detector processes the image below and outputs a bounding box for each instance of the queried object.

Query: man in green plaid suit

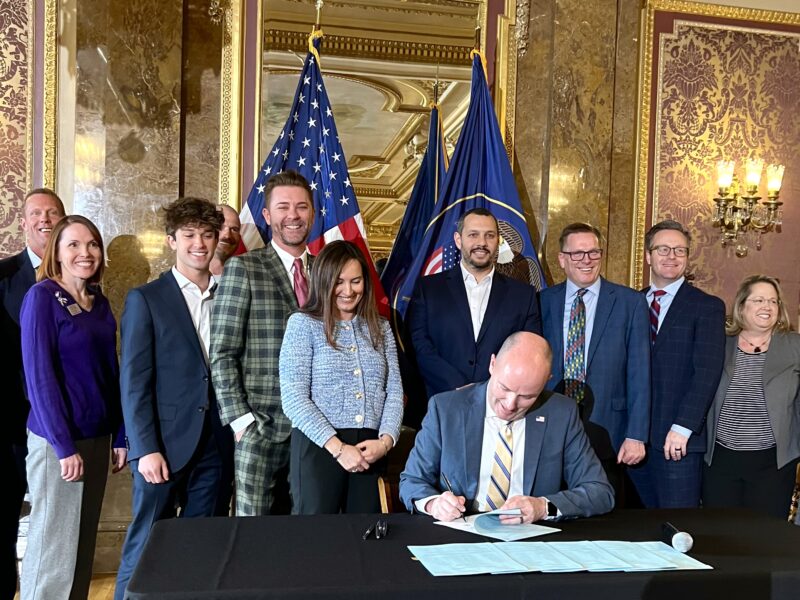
[210,171,314,516]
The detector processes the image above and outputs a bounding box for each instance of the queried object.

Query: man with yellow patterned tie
[399,332,614,523]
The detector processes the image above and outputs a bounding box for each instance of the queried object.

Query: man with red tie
[211,171,315,516]
[631,219,725,507]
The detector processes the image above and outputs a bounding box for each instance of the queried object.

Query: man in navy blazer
[0,188,64,599]
[400,332,613,521]
[407,209,541,422]
[540,223,651,502]
[115,198,234,600]
[630,220,725,508]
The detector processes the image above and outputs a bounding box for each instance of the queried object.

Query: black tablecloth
[126,509,800,600]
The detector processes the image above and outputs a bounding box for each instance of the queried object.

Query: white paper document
[434,509,561,542]
[408,539,714,577]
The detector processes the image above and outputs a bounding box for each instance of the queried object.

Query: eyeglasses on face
[560,249,603,262]
[745,297,780,307]
[650,245,689,257]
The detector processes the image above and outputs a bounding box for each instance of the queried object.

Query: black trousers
[702,443,799,519]
[290,428,386,515]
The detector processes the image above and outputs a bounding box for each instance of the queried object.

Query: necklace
[739,332,772,354]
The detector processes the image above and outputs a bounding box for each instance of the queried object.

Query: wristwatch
[546,499,558,518]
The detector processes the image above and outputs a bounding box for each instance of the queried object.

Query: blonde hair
[38,215,106,285]
[727,274,792,335]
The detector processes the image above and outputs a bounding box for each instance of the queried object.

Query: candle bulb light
[716,160,735,194]
[767,164,785,198]
[744,158,764,195]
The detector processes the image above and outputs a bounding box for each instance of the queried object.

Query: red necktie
[293,257,308,307]
[649,290,666,344]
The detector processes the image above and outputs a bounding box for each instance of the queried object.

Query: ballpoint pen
[362,523,376,540]
[441,473,468,523]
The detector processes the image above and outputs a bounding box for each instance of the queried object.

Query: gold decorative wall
[634,0,800,318]
[0,0,32,255]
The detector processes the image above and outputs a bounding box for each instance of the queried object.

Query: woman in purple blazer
[20,215,126,600]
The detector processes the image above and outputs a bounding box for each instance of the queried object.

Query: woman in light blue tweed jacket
[280,240,403,514]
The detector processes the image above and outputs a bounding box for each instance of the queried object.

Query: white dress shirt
[27,246,42,269]
[648,277,692,440]
[170,267,216,363]
[271,239,309,289]
[460,262,494,341]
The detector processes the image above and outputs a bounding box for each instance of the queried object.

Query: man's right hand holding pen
[425,491,467,522]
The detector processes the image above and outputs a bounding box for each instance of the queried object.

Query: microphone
[662,522,693,553]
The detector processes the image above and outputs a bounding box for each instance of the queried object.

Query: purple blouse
[21,279,124,459]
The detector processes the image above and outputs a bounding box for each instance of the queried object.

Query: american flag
[238,33,388,315]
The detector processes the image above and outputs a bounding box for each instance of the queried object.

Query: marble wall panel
[513,0,555,281]
[70,0,183,321]
[514,0,620,284]
[0,0,30,256]
[605,0,640,285]
[182,1,222,202]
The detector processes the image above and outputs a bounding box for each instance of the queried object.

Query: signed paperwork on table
[408,540,713,577]
[435,509,561,542]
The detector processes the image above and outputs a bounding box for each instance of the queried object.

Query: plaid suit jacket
[210,245,312,444]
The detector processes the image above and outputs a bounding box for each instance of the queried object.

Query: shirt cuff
[670,424,693,439]
[230,412,255,434]
[542,497,562,521]
[415,495,439,515]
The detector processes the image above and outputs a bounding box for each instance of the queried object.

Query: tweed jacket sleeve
[378,318,404,444]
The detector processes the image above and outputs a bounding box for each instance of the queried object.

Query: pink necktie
[293,257,308,307]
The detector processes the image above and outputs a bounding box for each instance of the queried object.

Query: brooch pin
[54,291,69,306]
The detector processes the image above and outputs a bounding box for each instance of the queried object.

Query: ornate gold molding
[495,1,517,160]
[42,0,57,188]
[630,0,800,288]
[219,0,243,210]
[264,30,473,65]
[25,0,33,191]
[354,185,398,199]
[282,0,480,15]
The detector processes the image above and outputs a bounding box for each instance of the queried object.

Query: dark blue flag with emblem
[380,103,448,329]
[238,29,389,315]
[393,51,546,321]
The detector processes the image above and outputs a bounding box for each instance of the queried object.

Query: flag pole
[314,0,324,31]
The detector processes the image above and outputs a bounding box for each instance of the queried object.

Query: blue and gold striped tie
[564,288,587,402]
[486,422,513,510]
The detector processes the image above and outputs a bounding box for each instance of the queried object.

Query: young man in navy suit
[400,332,613,521]
[115,198,234,600]
[407,208,541,425]
[540,222,651,503]
[631,220,725,508]
[0,188,64,599]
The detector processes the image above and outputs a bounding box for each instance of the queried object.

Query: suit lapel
[763,333,790,386]
[262,245,298,308]
[522,395,548,493]
[476,274,505,344]
[445,268,473,335]
[548,284,567,374]
[463,383,486,501]
[652,282,689,352]
[587,279,614,369]
[722,335,737,379]
[154,272,207,367]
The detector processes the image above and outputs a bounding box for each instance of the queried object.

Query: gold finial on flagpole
[314,0,324,31]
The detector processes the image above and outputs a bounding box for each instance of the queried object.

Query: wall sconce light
[711,157,786,257]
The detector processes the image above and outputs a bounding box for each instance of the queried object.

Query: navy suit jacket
[120,271,229,472]
[647,283,725,454]
[399,382,614,518]
[540,278,651,458]
[0,250,36,444]
[407,268,542,398]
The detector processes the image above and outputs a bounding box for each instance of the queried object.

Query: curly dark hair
[162,197,224,238]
